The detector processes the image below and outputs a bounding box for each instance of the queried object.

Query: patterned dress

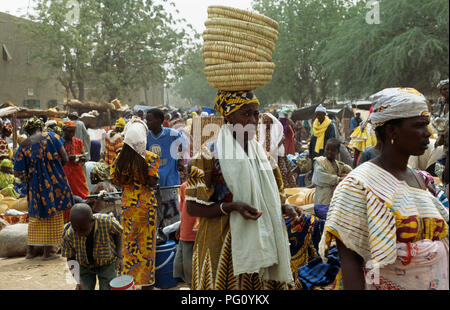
[319,162,449,290]
[105,130,123,166]
[111,151,160,286]
[13,131,73,246]
[63,137,89,222]
[186,141,295,290]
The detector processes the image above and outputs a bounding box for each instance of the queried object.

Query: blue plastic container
[154,240,179,289]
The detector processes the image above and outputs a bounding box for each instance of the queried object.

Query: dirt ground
[0,256,190,290]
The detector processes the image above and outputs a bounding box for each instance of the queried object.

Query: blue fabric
[314,204,329,220]
[146,127,188,187]
[349,117,361,131]
[90,141,101,162]
[13,131,74,219]
[297,247,341,290]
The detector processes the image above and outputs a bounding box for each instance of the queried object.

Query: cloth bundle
[202,6,279,91]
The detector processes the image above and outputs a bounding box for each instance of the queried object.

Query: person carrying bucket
[61,203,124,290]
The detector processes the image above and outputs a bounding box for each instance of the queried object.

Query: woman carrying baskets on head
[186,91,303,290]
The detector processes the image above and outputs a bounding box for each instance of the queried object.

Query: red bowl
[0,213,28,225]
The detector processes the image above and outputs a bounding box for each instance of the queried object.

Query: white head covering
[258,113,285,158]
[200,111,209,117]
[45,120,57,127]
[123,116,148,159]
[315,104,327,114]
[368,87,429,128]
[437,79,449,90]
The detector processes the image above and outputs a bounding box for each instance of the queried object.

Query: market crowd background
[2,0,446,109]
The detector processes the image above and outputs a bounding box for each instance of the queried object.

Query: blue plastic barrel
[154,240,179,289]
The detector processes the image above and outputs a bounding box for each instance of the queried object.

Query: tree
[26,0,191,102]
[173,44,217,107]
[319,0,449,99]
[252,0,357,107]
[26,0,100,101]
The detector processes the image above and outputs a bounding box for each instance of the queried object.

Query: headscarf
[123,116,148,159]
[63,120,77,129]
[437,79,449,90]
[368,88,430,128]
[115,118,126,128]
[315,104,327,114]
[215,91,260,117]
[91,161,111,182]
[0,159,13,169]
[23,116,44,134]
[2,122,13,135]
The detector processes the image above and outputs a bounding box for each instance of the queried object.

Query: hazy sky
[0,0,254,35]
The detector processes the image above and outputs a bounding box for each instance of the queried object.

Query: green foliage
[319,0,449,98]
[172,44,217,107]
[252,0,357,107]
[26,0,191,102]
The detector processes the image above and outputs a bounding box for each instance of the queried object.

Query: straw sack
[202,41,273,62]
[0,204,8,214]
[203,28,276,52]
[205,18,279,42]
[9,198,28,212]
[207,6,279,30]
[1,197,17,209]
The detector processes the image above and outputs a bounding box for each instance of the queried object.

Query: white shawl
[217,125,293,283]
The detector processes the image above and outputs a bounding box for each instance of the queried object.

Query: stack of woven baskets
[202,6,279,91]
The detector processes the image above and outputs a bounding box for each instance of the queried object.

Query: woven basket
[202,34,274,56]
[203,41,273,62]
[204,67,274,76]
[205,74,273,82]
[209,78,270,86]
[209,83,269,91]
[202,51,256,63]
[204,61,275,72]
[202,42,271,62]
[204,58,233,66]
[207,6,279,31]
[205,18,279,42]
[203,28,276,52]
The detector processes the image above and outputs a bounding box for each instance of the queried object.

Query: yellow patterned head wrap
[115,117,126,128]
[215,91,260,117]
[369,88,430,128]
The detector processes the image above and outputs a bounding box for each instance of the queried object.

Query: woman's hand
[226,202,262,221]
[115,257,124,275]
[282,204,304,226]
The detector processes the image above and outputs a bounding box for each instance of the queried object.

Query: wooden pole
[12,112,18,154]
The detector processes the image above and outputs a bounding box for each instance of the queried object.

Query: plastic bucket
[154,240,178,289]
[110,275,136,290]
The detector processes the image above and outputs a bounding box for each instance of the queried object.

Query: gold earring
[391,138,394,145]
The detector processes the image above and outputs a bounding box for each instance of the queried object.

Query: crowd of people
[0,78,448,290]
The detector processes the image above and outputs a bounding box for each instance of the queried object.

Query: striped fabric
[28,211,64,246]
[61,213,123,267]
[319,162,449,269]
